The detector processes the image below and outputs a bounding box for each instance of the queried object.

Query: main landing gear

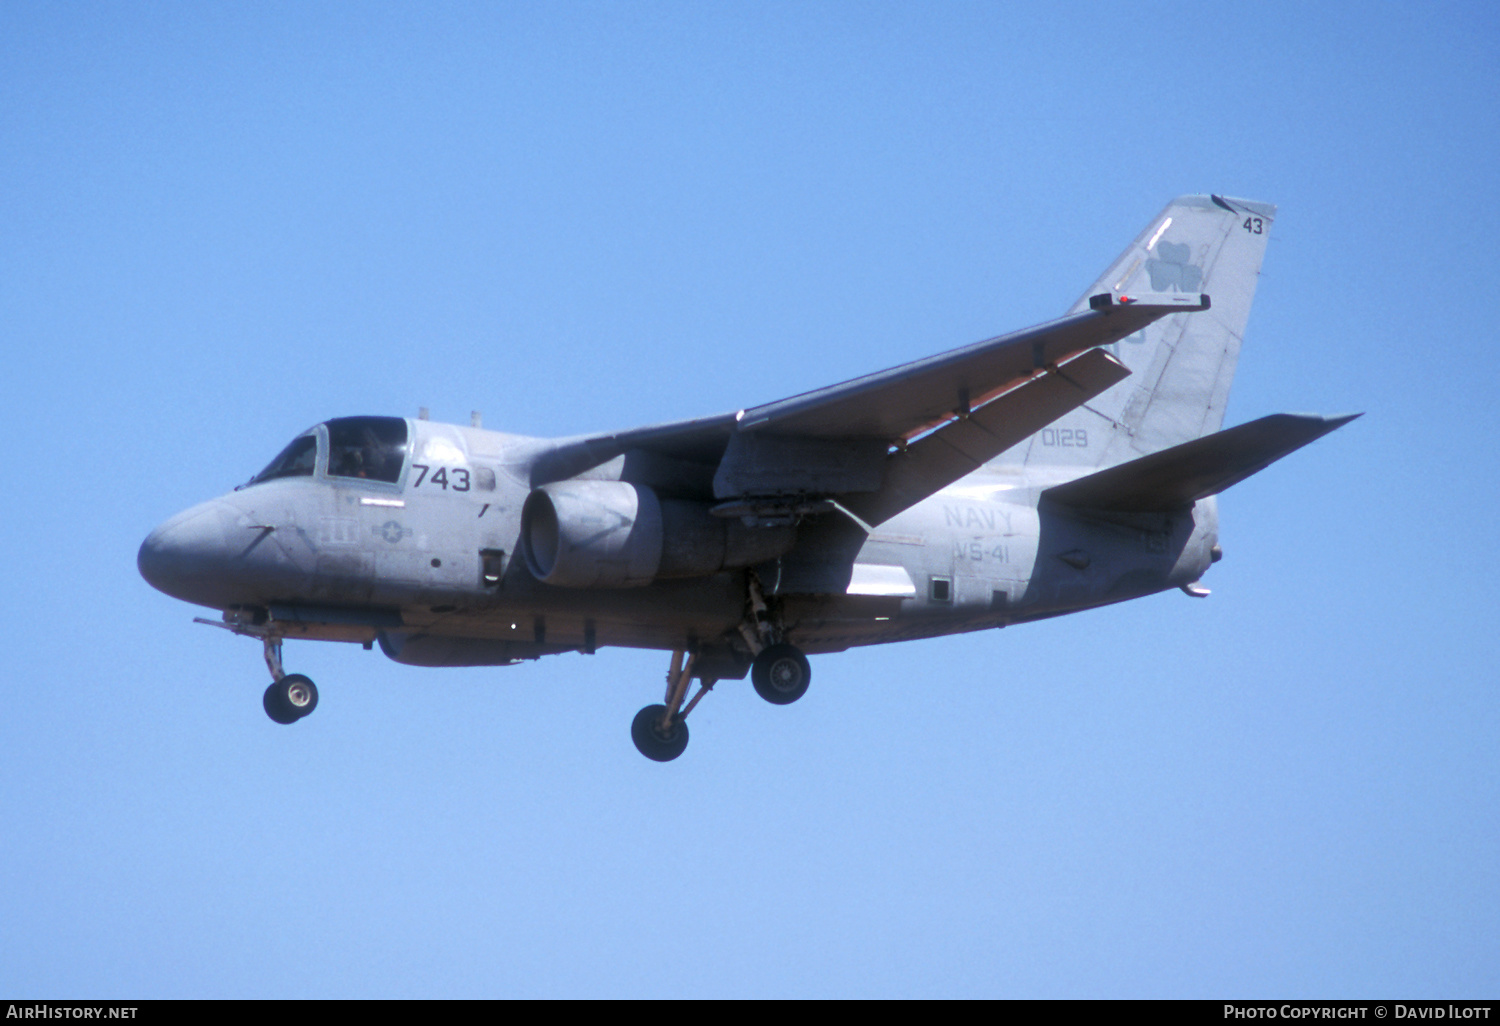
[631,703,689,762]
[629,576,813,761]
[628,642,814,762]
[631,650,710,762]
[751,643,811,705]
[260,636,318,725]
[741,574,812,707]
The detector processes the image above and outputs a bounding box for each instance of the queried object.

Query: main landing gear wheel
[263,674,319,725]
[752,643,811,705]
[631,704,689,762]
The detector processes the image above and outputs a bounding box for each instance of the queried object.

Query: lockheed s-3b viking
[138,195,1355,761]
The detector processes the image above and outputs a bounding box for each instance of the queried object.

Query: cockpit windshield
[326,416,409,484]
[249,432,318,485]
[245,416,410,489]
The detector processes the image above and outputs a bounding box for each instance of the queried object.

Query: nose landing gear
[260,636,318,725]
[194,616,324,725]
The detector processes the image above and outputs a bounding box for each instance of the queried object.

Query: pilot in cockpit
[246,416,408,488]
[326,417,408,484]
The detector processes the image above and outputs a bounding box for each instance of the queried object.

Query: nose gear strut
[259,635,318,724]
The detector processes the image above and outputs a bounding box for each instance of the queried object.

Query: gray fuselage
[138,414,1217,676]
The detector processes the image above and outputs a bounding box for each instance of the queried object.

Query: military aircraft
[138,194,1355,761]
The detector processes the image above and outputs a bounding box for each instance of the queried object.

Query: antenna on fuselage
[471,411,482,428]
[418,407,430,421]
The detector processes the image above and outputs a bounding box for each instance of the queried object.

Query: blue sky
[2,0,1496,998]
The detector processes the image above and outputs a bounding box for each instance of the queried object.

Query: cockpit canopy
[249,416,411,487]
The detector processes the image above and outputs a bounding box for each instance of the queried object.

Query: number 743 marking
[411,464,470,491]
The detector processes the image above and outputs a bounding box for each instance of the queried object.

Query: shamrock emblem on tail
[1146,241,1203,292]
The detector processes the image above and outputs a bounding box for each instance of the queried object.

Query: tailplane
[1007,194,1277,471]
[1042,413,1360,513]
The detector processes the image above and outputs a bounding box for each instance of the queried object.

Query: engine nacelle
[521,480,796,588]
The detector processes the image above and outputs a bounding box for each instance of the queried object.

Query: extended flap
[844,346,1131,525]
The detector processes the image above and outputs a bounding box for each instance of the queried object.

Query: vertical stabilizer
[1005,194,1275,471]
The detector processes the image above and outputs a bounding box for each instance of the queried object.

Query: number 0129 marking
[1040,428,1087,447]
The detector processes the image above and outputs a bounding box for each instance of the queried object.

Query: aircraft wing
[733,292,1201,440]
[529,410,740,486]
[533,293,1205,521]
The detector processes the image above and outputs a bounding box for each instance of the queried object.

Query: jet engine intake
[521,481,795,588]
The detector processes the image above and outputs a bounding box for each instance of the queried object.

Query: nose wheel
[264,674,319,724]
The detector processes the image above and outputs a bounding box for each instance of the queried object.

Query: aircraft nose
[137,501,238,605]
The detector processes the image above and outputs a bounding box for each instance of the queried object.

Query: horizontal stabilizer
[1042,413,1360,513]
